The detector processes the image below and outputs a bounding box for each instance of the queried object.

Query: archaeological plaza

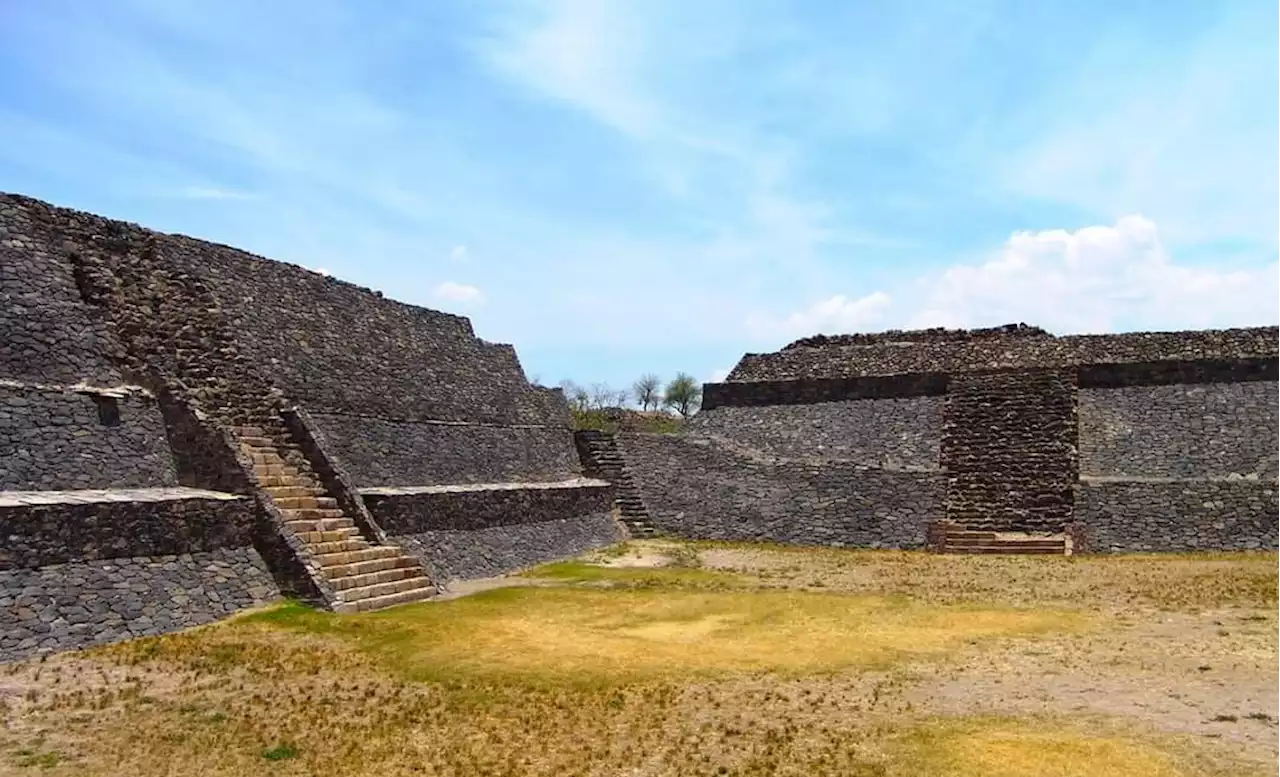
[1,192,1277,662]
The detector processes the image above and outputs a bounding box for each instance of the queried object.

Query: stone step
[946,536,1063,547]
[328,565,422,591]
[324,553,421,579]
[237,435,275,448]
[233,425,266,438]
[286,516,355,533]
[253,464,299,478]
[296,528,363,544]
[339,576,432,603]
[315,545,404,568]
[943,545,1066,555]
[263,485,323,499]
[273,495,338,510]
[309,539,371,556]
[282,507,346,521]
[334,584,435,614]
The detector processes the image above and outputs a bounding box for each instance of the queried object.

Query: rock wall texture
[942,369,1078,532]
[363,480,619,581]
[1,385,177,490]
[728,327,1278,382]
[688,397,942,469]
[1079,382,1279,479]
[0,492,279,661]
[311,414,581,487]
[1074,480,1278,552]
[1,549,278,662]
[620,433,941,548]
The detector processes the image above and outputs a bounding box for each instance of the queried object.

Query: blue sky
[2,0,1276,391]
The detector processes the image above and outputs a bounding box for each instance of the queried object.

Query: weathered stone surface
[391,513,622,583]
[728,326,1278,382]
[942,369,1077,532]
[1079,382,1279,478]
[621,433,942,548]
[0,492,255,569]
[1075,479,1279,552]
[0,548,279,662]
[0,385,176,490]
[363,479,613,533]
[312,414,581,487]
[688,397,942,469]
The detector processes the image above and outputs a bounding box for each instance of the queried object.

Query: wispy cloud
[0,0,1273,390]
[432,281,485,305]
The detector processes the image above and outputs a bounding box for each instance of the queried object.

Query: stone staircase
[936,525,1069,555]
[232,424,436,612]
[573,430,660,538]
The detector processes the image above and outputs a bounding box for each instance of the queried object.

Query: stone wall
[0,491,280,661]
[1074,480,1278,552]
[363,480,619,581]
[160,232,567,427]
[1,549,278,662]
[310,413,581,487]
[1,385,177,490]
[620,433,942,548]
[728,327,1279,382]
[942,369,1078,532]
[688,397,943,469]
[1079,382,1279,479]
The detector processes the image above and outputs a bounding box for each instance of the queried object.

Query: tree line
[553,372,702,418]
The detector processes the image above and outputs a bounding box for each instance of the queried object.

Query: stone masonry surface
[1074,480,1278,552]
[362,478,613,533]
[2,384,177,490]
[311,413,581,486]
[390,513,621,584]
[728,326,1279,382]
[620,433,942,548]
[0,490,253,569]
[942,369,1078,532]
[1079,382,1279,479]
[0,548,279,662]
[687,397,942,469]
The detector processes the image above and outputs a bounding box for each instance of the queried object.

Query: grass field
[1,541,1275,776]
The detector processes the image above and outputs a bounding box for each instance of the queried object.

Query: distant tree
[663,372,701,418]
[558,379,590,412]
[633,373,661,411]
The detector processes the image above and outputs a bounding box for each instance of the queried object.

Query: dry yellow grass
[0,544,1272,777]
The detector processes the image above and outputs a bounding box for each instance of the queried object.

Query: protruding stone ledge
[0,487,242,508]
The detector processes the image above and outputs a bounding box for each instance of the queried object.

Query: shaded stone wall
[311,414,581,487]
[1079,382,1279,479]
[620,433,942,548]
[0,493,254,569]
[364,481,618,581]
[942,369,1078,532]
[688,397,943,469]
[0,231,121,387]
[1,549,278,662]
[1074,480,1278,552]
[1,385,176,490]
[0,494,279,662]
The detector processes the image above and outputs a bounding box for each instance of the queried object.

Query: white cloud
[432,281,485,305]
[746,291,892,340]
[909,215,1277,333]
[176,185,257,200]
[749,216,1277,344]
[310,266,332,277]
[449,244,468,262]
[707,367,730,383]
